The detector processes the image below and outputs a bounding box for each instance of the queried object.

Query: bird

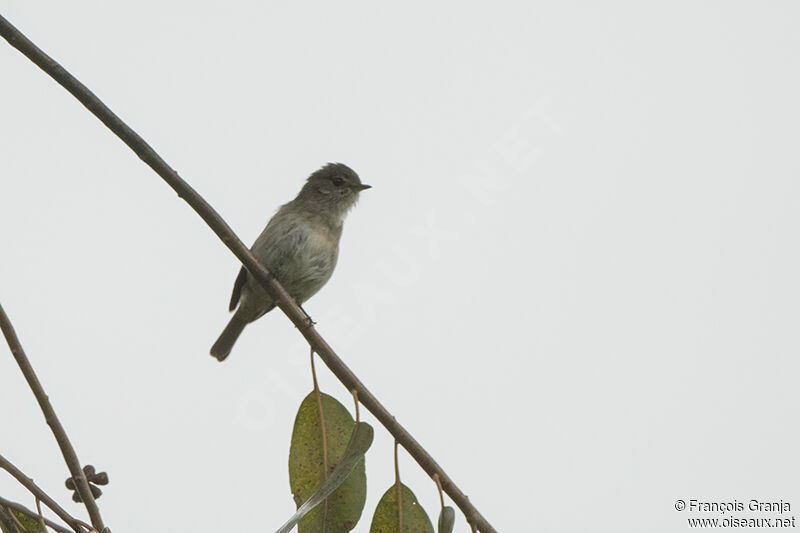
[210,163,370,361]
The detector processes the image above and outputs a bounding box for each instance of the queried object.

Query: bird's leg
[295,299,316,328]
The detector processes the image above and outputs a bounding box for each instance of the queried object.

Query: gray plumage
[210,163,370,361]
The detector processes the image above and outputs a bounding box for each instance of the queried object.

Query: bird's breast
[276,219,339,301]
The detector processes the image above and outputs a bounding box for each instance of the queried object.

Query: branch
[0,304,104,532]
[0,14,497,533]
[0,455,87,533]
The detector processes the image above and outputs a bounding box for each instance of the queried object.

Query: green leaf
[288,392,368,533]
[0,503,46,533]
[369,484,434,533]
[277,422,373,533]
[438,506,455,533]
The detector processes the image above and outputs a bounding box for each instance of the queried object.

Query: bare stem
[310,348,330,527]
[0,455,88,533]
[310,348,329,477]
[350,390,359,424]
[0,303,104,531]
[0,14,496,533]
[394,440,403,532]
[434,473,445,509]
[35,497,47,532]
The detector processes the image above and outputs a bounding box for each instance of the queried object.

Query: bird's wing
[229,266,248,311]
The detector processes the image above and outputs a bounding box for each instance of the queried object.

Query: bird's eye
[332,177,345,187]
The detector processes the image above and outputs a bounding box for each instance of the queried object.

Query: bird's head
[299,163,371,215]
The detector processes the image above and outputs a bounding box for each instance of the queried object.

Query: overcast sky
[2,2,799,532]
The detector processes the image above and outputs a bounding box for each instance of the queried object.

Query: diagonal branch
[0,455,87,533]
[0,14,497,533]
[0,304,104,532]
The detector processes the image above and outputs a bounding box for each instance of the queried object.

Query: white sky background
[1,2,799,532]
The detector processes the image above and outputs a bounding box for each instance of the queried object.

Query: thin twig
[350,390,359,424]
[0,304,103,532]
[434,473,445,510]
[0,455,87,533]
[310,348,329,528]
[35,497,47,533]
[0,14,496,533]
[0,496,74,533]
[74,519,94,532]
[394,440,403,532]
[310,349,329,478]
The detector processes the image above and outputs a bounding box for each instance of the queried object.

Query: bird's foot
[296,300,316,329]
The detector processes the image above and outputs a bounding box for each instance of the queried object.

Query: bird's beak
[356,184,372,191]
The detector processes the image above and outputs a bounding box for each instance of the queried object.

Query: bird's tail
[210,314,247,362]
